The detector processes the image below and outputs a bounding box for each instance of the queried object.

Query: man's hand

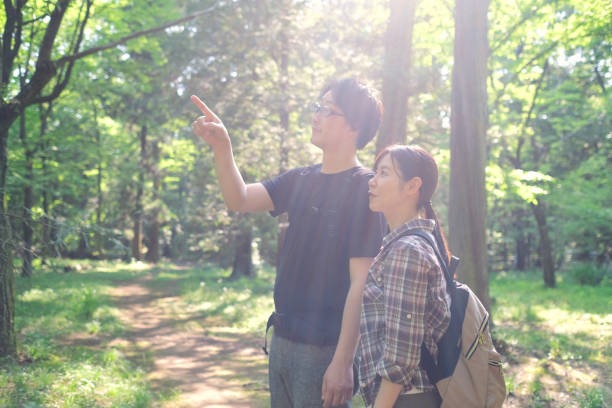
[190,95,230,152]
[322,359,354,408]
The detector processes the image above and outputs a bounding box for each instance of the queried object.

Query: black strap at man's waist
[262,311,340,354]
[262,312,279,355]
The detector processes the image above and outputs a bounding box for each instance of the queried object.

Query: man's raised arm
[191,95,273,213]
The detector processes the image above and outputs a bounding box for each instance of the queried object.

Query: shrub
[567,262,609,286]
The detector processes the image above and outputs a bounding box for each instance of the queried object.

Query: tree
[487,0,610,285]
[0,0,92,357]
[449,0,491,309]
[377,0,418,151]
[0,0,219,357]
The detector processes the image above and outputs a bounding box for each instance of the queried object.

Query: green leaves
[487,164,554,204]
[1,0,608,268]
[508,169,554,205]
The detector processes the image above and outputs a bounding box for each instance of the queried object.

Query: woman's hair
[374,144,452,262]
[319,78,382,150]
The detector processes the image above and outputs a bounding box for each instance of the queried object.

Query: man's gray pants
[269,333,352,408]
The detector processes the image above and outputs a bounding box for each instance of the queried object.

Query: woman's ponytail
[423,201,452,265]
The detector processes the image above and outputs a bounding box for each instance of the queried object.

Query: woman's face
[368,153,407,214]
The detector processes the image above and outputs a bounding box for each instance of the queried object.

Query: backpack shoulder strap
[398,229,458,290]
[400,229,460,384]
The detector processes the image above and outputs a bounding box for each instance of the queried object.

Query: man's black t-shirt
[262,164,384,345]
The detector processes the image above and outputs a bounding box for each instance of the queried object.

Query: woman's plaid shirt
[358,218,450,405]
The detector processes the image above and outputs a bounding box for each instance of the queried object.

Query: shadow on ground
[107,273,270,408]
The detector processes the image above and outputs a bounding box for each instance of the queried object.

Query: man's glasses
[309,102,344,118]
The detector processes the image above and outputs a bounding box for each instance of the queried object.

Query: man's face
[310,91,351,149]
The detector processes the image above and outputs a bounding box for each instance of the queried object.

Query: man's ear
[343,123,359,145]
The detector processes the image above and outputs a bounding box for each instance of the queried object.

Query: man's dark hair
[319,78,382,149]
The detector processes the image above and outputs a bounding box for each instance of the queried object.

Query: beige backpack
[434,282,507,407]
[408,230,507,408]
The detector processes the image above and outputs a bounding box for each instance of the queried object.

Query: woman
[359,145,451,408]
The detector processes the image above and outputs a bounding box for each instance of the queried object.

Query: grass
[490,270,611,407]
[1,260,610,407]
[148,263,275,334]
[0,260,164,407]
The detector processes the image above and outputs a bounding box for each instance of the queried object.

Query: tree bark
[33,103,53,261]
[132,203,143,261]
[275,0,291,265]
[132,125,147,261]
[449,0,490,310]
[75,235,89,259]
[145,141,160,263]
[376,0,418,152]
[0,124,15,355]
[0,212,16,357]
[515,235,530,271]
[230,226,253,279]
[530,199,555,287]
[92,105,104,256]
[20,110,34,277]
[0,103,16,357]
[0,123,15,354]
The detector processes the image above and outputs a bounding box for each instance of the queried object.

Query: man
[191,78,384,408]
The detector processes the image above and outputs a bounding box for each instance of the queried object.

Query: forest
[0,0,610,402]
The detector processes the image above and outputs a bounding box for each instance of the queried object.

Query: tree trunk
[515,234,530,271]
[230,226,253,279]
[38,103,53,262]
[132,125,147,261]
[20,111,34,277]
[376,0,417,152]
[42,191,51,260]
[278,9,290,175]
[449,0,490,310]
[93,105,104,256]
[132,207,143,261]
[75,235,89,259]
[0,215,15,358]
[498,242,508,272]
[22,175,34,276]
[41,188,59,259]
[275,2,290,264]
[145,141,160,263]
[41,189,59,258]
[531,199,555,287]
[0,124,16,357]
[146,222,160,263]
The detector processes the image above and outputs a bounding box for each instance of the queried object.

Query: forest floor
[107,270,270,408]
[105,268,610,408]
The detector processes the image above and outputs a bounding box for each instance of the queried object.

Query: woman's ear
[400,176,422,201]
[407,176,422,194]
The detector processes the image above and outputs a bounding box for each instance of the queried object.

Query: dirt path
[104,272,609,408]
[108,273,269,408]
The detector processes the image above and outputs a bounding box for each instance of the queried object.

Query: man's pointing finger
[190,95,219,121]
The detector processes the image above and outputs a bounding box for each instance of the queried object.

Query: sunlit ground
[2,261,609,407]
[491,271,611,407]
